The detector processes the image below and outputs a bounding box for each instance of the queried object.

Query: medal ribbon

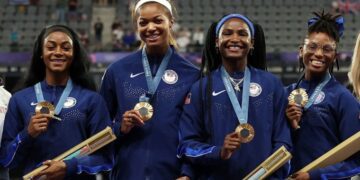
[304,73,331,110]
[141,46,173,98]
[221,66,251,125]
[34,79,73,115]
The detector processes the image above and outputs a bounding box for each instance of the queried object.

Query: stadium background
[0,0,359,93]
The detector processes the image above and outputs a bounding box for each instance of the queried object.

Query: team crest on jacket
[64,97,76,108]
[314,91,325,104]
[249,83,262,97]
[162,69,178,84]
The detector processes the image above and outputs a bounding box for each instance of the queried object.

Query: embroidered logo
[212,90,226,96]
[64,97,76,108]
[314,91,325,104]
[249,83,262,97]
[130,72,145,78]
[162,69,178,84]
[30,102,38,106]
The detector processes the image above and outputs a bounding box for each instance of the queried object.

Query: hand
[120,110,144,134]
[28,114,52,138]
[290,172,310,180]
[176,176,190,180]
[285,103,303,129]
[220,132,241,160]
[36,160,66,180]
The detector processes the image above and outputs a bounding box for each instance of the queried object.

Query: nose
[54,47,63,56]
[314,47,324,57]
[229,34,241,42]
[147,22,156,32]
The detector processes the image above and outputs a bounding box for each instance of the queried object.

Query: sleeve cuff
[64,158,78,176]
[208,146,222,161]
[112,121,125,138]
[18,129,35,146]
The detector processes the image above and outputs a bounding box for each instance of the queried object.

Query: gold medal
[134,102,153,121]
[35,101,55,116]
[235,123,255,143]
[288,88,309,107]
[35,101,62,121]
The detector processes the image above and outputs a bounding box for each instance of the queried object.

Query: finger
[32,117,49,124]
[229,137,242,142]
[228,131,239,138]
[226,141,241,148]
[287,111,299,119]
[42,160,52,166]
[224,144,238,150]
[291,120,300,129]
[128,115,144,126]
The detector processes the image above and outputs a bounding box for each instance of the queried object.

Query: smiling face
[136,2,173,52]
[216,18,253,62]
[42,31,74,76]
[301,32,336,78]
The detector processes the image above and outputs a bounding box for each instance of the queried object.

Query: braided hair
[199,15,267,138]
[299,10,343,73]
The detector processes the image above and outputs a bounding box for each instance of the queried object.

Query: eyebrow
[139,15,164,20]
[45,40,73,45]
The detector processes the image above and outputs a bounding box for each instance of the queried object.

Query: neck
[146,45,169,59]
[45,73,70,86]
[304,70,328,82]
[222,58,247,73]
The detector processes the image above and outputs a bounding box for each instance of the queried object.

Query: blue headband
[215,14,255,38]
[307,16,345,38]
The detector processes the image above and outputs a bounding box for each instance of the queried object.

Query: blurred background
[0,0,359,92]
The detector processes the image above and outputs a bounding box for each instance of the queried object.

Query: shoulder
[106,50,142,72]
[12,86,33,98]
[250,67,283,85]
[172,52,200,73]
[73,85,106,103]
[328,78,357,101]
[284,83,297,94]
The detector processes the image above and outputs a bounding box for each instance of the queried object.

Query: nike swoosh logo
[30,102,38,106]
[212,90,226,96]
[130,72,145,78]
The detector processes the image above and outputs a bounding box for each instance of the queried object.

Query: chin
[224,54,244,61]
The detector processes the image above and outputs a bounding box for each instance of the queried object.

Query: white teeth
[229,46,240,50]
[148,34,159,39]
[311,60,324,66]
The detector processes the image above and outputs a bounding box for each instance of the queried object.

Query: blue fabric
[100,49,200,179]
[286,77,360,179]
[178,67,292,179]
[0,81,113,178]
[308,16,345,37]
[216,14,255,38]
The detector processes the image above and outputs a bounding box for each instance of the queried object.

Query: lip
[145,34,160,42]
[310,59,325,68]
[50,59,66,64]
[226,44,244,52]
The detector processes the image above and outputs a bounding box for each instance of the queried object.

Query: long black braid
[199,18,267,139]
